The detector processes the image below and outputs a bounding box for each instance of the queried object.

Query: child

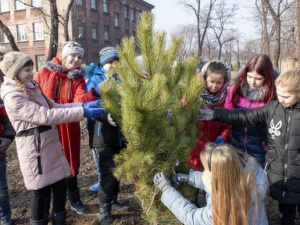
[0,101,15,225]
[224,54,279,168]
[0,50,105,225]
[34,41,100,214]
[154,143,268,225]
[86,46,127,224]
[200,68,300,225]
[188,61,231,171]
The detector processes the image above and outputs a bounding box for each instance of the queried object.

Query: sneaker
[0,217,12,225]
[70,199,88,215]
[89,183,100,192]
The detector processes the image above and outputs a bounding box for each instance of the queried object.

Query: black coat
[214,100,300,204]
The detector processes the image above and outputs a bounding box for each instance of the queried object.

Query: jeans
[0,158,11,220]
[30,179,66,221]
[279,202,300,225]
[92,148,101,182]
[98,146,120,205]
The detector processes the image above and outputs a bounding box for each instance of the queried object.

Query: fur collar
[242,83,265,101]
[46,61,85,80]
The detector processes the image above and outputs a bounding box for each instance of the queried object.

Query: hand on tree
[197,109,214,121]
[153,172,172,192]
[173,173,189,185]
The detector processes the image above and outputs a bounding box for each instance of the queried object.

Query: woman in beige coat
[0,50,104,225]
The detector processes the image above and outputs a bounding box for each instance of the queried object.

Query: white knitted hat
[0,51,32,80]
[62,41,84,59]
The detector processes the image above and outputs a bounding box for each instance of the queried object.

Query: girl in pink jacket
[0,50,104,225]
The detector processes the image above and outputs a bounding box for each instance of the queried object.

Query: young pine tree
[100,12,205,224]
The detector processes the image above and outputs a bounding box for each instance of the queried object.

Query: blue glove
[214,136,225,144]
[82,99,104,108]
[173,173,189,185]
[84,63,96,79]
[82,100,106,119]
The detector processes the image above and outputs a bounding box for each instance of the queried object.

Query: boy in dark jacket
[200,68,300,225]
[86,46,127,224]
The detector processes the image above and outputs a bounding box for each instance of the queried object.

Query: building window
[131,8,135,21]
[125,29,129,36]
[93,53,98,59]
[32,0,42,7]
[104,25,109,41]
[15,0,25,10]
[33,22,44,40]
[35,55,45,71]
[76,0,83,6]
[115,39,121,46]
[0,0,9,12]
[132,30,136,37]
[124,5,128,19]
[137,12,140,21]
[103,0,108,13]
[17,24,27,41]
[114,13,119,27]
[91,0,96,9]
[78,22,85,39]
[92,23,98,40]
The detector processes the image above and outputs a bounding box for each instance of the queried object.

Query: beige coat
[1,77,84,190]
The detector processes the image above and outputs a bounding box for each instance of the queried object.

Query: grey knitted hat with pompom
[0,47,32,80]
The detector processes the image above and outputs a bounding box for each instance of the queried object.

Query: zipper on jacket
[34,128,42,174]
[282,109,292,199]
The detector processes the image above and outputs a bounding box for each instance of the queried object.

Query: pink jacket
[1,77,84,190]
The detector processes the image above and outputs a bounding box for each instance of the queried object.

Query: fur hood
[46,58,85,80]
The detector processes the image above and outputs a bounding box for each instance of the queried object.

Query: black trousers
[279,203,300,225]
[98,146,120,205]
[30,179,66,220]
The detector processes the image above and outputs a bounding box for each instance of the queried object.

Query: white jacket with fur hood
[1,76,84,190]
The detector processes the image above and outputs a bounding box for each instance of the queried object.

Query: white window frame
[131,8,135,21]
[17,24,27,42]
[0,0,9,12]
[91,0,96,9]
[76,0,83,6]
[124,6,128,19]
[114,13,119,27]
[32,0,42,7]
[33,22,44,40]
[104,25,109,41]
[35,55,46,71]
[78,23,85,38]
[92,23,97,40]
[103,0,108,13]
[15,0,25,10]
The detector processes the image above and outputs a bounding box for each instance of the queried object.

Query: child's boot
[50,211,66,225]
[100,203,114,225]
[30,217,46,225]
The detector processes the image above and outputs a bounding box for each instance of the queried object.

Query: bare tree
[172,25,198,61]
[179,0,217,58]
[60,0,75,41]
[262,0,296,67]
[210,1,238,60]
[0,20,19,51]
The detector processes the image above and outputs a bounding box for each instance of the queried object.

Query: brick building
[0,0,154,71]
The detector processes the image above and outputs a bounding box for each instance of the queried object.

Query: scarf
[242,83,265,101]
[200,89,227,107]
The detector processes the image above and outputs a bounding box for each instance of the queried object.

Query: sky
[146,0,257,40]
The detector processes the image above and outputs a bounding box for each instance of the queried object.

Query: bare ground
[5,128,292,225]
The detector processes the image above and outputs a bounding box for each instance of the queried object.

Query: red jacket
[187,102,231,171]
[34,57,98,175]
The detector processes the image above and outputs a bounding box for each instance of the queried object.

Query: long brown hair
[231,54,276,106]
[200,143,258,225]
